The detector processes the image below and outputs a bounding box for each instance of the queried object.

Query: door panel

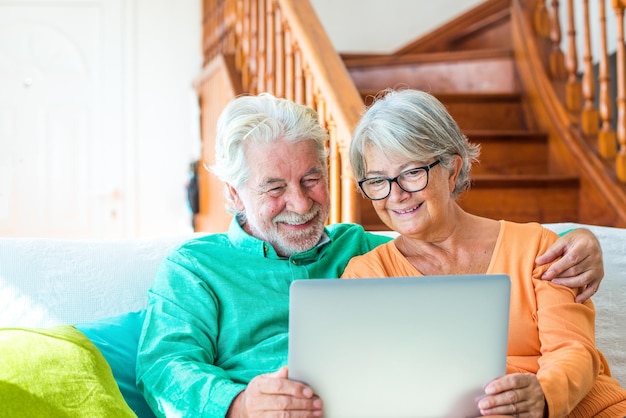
[0,1,128,238]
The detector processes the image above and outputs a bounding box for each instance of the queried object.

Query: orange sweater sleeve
[491,222,600,418]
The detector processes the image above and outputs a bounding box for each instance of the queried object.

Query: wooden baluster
[283,22,294,101]
[205,0,215,61]
[549,0,567,79]
[234,0,244,70]
[256,0,266,92]
[225,0,234,53]
[248,0,258,93]
[264,0,274,94]
[304,66,314,109]
[217,0,224,55]
[293,45,304,104]
[565,0,582,112]
[613,1,626,180]
[241,0,251,91]
[598,0,618,158]
[273,2,284,98]
[202,0,209,61]
[581,0,599,134]
[534,0,551,37]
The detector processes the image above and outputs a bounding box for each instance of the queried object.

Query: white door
[0,0,132,238]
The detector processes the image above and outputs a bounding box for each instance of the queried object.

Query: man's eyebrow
[258,166,325,189]
[305,166,324,176]
[259,178,285,189]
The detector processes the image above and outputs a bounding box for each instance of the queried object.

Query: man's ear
[226,183,245,212]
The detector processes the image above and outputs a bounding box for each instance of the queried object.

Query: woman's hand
[227,366,323,418]
[478,373,546,418]
[536,228,604,302]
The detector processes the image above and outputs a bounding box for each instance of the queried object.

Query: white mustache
[273,206,320,225]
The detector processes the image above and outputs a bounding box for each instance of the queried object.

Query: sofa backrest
[0,223,624,386]
[0,236,192,327]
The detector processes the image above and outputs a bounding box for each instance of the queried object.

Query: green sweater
[136,219,390,417]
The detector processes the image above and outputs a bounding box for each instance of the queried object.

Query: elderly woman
[342,89,626,418]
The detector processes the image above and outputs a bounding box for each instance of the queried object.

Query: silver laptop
[288,274,510,418]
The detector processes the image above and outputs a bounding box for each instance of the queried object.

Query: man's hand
[536,228,604,303]
[227,366,322,418]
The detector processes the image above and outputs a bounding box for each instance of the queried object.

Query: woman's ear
[448,155,463,192]
[226,183,245,212]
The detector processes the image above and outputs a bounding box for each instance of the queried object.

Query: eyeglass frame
[357,160,441,201]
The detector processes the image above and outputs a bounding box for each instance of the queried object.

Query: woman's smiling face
[362,144,460,237]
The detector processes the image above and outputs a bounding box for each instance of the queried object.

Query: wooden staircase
[341,4,580,231]
[195,0,626,233]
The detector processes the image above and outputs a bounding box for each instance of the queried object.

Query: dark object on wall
[187,161,200,228]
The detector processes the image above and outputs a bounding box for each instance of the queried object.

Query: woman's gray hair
[349,89,480,197]
[210,93,329,191]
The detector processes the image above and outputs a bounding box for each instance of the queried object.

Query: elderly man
[136,93,604,418]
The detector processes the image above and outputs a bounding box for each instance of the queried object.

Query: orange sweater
[342,221,626,418]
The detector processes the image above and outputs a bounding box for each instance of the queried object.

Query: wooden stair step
[437,93,527,130]
[465,130,549,175]
[359,92,526,131]
[359,91,527,130]
[347,49,517,94]
[459,174,580,223]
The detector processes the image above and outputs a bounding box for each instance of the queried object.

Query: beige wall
[311,0,483,53]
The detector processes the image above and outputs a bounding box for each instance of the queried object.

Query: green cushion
[0,325,137,418]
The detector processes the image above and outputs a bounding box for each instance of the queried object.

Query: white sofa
[1,223,624,414]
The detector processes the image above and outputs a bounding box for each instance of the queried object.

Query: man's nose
[286,187,313,213]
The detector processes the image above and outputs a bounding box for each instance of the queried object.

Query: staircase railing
[522,0,626,183]
[201,0,365,224]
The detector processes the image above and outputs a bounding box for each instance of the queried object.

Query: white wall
[311,0,483,53]
[134,0,202,238]
[0,0,202,239]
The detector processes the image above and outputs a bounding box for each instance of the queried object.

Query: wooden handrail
[523,0,626,182]
[200,0,365,224]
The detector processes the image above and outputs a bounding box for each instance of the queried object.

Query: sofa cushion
[0,325,137,417]
[76,310,156,418]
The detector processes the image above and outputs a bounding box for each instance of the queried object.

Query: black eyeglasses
[358,160,441,200]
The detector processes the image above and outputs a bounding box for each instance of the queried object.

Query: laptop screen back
[288,274,510,418]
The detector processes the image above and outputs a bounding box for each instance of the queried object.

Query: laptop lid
[288,274,510,418]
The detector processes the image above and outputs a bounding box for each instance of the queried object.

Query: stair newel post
[565,0,582,112]
[581,0,600,135]
[612,0,626,181]
[549,0,567,79]
[339,136,359,225]
[326,118,341,225]
[598,0,618,158]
